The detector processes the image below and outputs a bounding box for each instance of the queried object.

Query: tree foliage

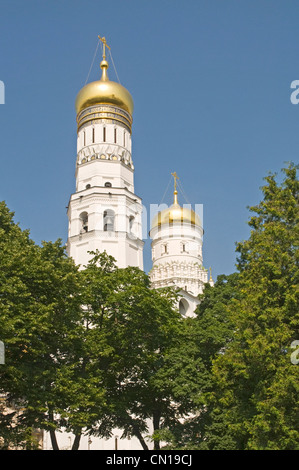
[208,163,299,450]
[157,163,299,451]
[0,202,83,448]
[158,273,240,450]
[0,213,197,450]
[77,251,196,450]
[0,162,298,450]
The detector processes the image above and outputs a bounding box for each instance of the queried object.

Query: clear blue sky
[0,0,298,277]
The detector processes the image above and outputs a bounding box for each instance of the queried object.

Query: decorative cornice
[77,146,133,169]
[69,188,142,206]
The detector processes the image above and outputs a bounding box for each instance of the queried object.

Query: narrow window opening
[79,212,88,233]
[92,127,95,143]
[103,127,106,142]
[179,298,189,316]
[114,128,117,144]
[129,216,134,232]
[83,131,86,147]
[103,209,115,232]
[161,243,168,255]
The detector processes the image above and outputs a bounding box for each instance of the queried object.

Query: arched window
[105,182,112,188]
[103,209,115,232]
[79,211,88,233]
[179,298,189,316]
[129,215,134,232]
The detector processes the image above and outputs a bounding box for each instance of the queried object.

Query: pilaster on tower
[66,37,144,270]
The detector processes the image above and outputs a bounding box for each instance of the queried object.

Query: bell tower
[66,37,144,269]
[149,173,212,316]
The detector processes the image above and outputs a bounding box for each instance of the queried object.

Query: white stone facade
[51,44,214,450]
[149,211,208,317]
[66,110,144,270]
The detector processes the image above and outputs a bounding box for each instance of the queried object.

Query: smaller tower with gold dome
[149,173,210,316]
[67,37,144,269]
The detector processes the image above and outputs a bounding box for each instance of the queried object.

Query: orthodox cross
[171,172,179,193]
[98,35,111,60]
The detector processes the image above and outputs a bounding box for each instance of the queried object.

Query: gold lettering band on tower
[77,104,133,133]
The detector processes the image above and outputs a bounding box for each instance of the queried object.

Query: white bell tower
[149,173,213,317]
[66,37,144,269]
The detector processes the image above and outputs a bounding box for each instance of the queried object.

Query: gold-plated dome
[75,47,134,116]
[151,190,202,229]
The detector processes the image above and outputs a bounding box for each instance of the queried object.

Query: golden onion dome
[151,190,202,229]
[75,58,134,116]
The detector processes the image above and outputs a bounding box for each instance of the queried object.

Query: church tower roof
[151,173,202,229]
[75,36,134,116]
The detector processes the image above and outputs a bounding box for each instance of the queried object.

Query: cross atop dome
[98,35,111,61]
[171,171,179,204]
[75,35,134,118]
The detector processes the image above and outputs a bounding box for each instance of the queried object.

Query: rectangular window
[182,243,188,253]
[103,127,106,142]
[114,128,117,143]
[161,244,168,255]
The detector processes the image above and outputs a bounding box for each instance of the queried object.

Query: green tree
[79,251,200,450]
[54,250,120,450]
[209,163,299,450]
[157,273,240,450]
[0,202,83,449]
[107,280,189,451]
